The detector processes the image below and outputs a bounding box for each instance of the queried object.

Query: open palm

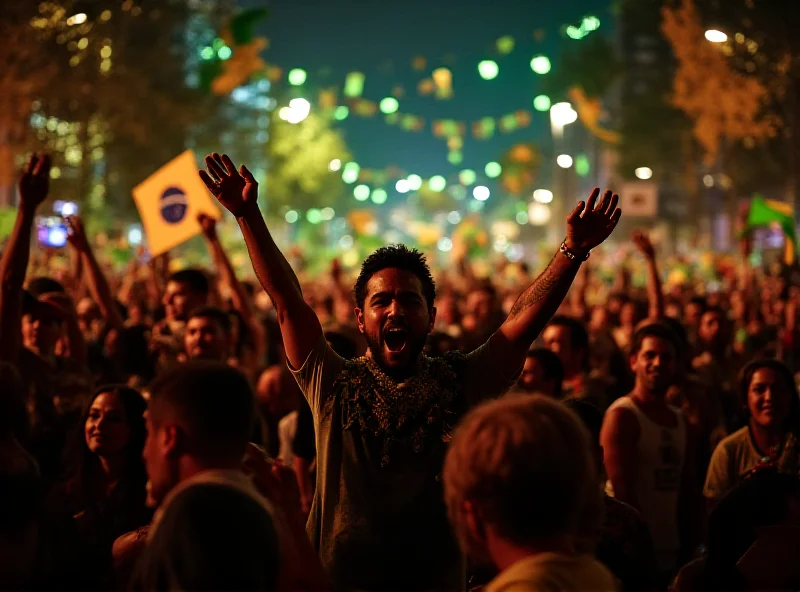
[566,188,622,252]
[199,153,259,217]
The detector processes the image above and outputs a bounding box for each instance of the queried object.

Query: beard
[364,327,427,379]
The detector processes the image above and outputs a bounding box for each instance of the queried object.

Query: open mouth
[384,327,408,353]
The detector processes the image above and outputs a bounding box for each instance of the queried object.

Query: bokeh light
[288,68,307,85]
[329,159,342,172]
[334,106,349,121]
[406,174,423,191]
[354,184,370,201]
[459,169,477,185]
[371,188,388,204]
[557,154,573,168]
[530,55,551,74]
[342,162,360,184]
[429,176,447,192]
[380,97,399,114]
[285,210,299,223]
[635,166,654,180]
[478,60,499,80]
[533,189,554,204]
[575,154,590,177]
[396,179,410,193]
[485,162,502,178]
[473,186,490,201]
[533,95,552,112]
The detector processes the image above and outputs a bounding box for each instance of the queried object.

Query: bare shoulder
[601,401,641,443]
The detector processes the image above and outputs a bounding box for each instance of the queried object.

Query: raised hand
[65,215,90,253]
[565,188,621,253]
[197,212,218,241]
[632,229,656,260]
[18,153,52,214]
[199,153,259,217]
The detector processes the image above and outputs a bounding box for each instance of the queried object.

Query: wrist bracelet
[560,240,590,262]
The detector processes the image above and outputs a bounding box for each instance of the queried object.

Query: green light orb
[575,154,591,177]
[485,162,502,178]
[353,184,370,201]
[370,188,388,204]
[516,211,529,225]
[306,208,323,224]
[533,94,552,112]
[459,169,476,185]
[478,60,499,80]
[406,174,423,190]
[285,210,299,224]
[530,55,551,74]
[342,162,360,184]
[429,175,446,192]
[447,151,463,166]
[496,36,515,55]
[566,25,584,40]
[288,68,307,86]
[217,46,232,60]
[200,46,214,60]
[334,106,349,121]
[582,16,600,32]
[379,97,399,115]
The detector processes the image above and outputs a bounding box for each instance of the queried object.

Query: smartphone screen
[37,216,68,248]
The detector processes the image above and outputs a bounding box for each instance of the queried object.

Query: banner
[620,182,658,218]
[132,151,221,256]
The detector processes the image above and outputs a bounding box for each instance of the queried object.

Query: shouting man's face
[356,268,435,377]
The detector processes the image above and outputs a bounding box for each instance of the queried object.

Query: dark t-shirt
[291,335,519,591]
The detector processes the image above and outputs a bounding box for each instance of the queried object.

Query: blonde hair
[443,395,598,551]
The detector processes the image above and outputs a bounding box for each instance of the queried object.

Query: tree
[264,105,351,216]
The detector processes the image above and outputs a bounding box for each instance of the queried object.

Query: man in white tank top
[601,322,699,578]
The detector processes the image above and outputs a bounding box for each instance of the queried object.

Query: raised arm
[632,230,665,320]
[199,154,321,369]
[66,215,125,333]
[489,188,621,376]
[198,213,266,364]
[0,154,51,363]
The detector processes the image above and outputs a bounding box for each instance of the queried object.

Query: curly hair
[353,244,436,309]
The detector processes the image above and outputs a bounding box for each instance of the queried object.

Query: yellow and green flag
[748,195,797,264]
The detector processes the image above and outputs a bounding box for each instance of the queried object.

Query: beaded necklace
[327,350,468,467]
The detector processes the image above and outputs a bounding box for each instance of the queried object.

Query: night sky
[253,0,611,180]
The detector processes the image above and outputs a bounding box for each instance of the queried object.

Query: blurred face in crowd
[631,336,677,396]
[665,301,682,321]
[184,316,229,361]
[542,324,580,375]
[619,301,637,327]
[685,302,704,330]
[747,367,792,432]
[466,289,494,324]
[730,292,746,321]
[698,310,724,347]
[588,306,608,334]
[163,281,205,324]
[356,268,435,375]
[518,356,556,397]
[76,297,102,339]
[142,407,178,507]
[22,311,60,357]
[85,391,130,458]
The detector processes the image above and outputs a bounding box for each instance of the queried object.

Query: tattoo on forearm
[508,255,559,320]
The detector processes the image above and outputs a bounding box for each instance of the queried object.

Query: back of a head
[26,276,66,297]
[148,362,254,464]
[549,315,590,352]
[134,483,280,592]
[444,394,596,548]
[168,269,210,297]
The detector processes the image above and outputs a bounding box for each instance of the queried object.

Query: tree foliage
[263,107,351,216]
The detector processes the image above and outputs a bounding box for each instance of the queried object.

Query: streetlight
[705,29,728,43]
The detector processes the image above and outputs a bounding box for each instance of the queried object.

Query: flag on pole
[132,151,221,257]
[747,195,796,265]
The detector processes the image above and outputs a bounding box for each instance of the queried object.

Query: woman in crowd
[49,385,151,584]
[704,359,800,508]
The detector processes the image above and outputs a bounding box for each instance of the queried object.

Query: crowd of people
[2,151,800,591]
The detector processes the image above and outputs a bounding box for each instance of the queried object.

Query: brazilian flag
[748,195,797,265]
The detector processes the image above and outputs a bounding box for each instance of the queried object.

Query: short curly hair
[353,245,436,309]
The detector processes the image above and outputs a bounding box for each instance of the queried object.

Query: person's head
[83,386,147,466]
[739,359,799,435]
[466,283,497,324]
[135,483,280,592]
[588,305,609,334]
[699,305,727,348]
[629,322,680,397]
[443,395,596,565]
[26,276,65,297]
[665,298,683,321]
[162,269,209,323]
[21,291,64,357]
[353,245,436,374]
[517,348,564,398]
[541,316,589,377]
[685,296,707,331]
[143,363,254,506]
[184,307,231,362]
